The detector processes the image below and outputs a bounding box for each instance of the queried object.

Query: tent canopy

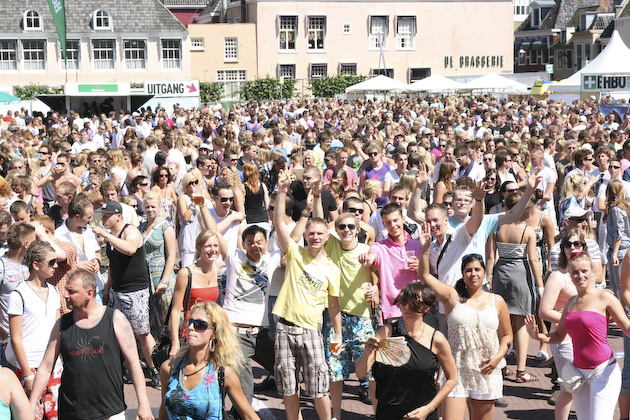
[461,73,528,92]
[408,75,463,92]
[551,30,630,92]
[0,92,20,105]
[345,75,409,93]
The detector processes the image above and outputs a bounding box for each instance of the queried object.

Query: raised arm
[274,169,293,254]
[498,172,540,226]
[465,180,490,236]
[417,223,458,310]
[408,164,430,224]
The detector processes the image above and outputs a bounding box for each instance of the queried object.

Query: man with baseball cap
[92,201,161,389]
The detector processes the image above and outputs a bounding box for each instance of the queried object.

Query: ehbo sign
[582,74,630,91]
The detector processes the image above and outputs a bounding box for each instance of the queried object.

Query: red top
[182,286,219,337]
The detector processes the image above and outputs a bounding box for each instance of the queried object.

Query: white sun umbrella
[408,75,463,92]
[461,72,528,93]
[345,75,410,93]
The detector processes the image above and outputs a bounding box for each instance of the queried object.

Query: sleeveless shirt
[372,330,438,420]
[59,307,126,419]
[164,357,222,420]
[244,184,268,224]
[107,224,150,293]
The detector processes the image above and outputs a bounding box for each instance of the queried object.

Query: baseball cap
[579,115,587,122]
[95,201,122,214]
[565,207,593,220]
[199,143,212,150]
[421,128,432,135]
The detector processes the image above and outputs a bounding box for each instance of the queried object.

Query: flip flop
[515,370,539,383]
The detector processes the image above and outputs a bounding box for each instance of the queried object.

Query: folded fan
[375,336,411,366]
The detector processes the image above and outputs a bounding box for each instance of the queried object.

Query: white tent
[345,75,410,93]
[461,72,528,92]
[550,30,630,93]
[408,75,463,92]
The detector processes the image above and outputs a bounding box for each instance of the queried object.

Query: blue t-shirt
[448,213,500,261]
[164,358,222,420]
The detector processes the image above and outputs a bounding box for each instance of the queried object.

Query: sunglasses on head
[187,318,210,331]
[569,251,590,260]
[338,223,356,231]
[220,197,234,202]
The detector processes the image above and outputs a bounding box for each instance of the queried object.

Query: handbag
[151,268,193,367]
[560,356,614,394]
[218,366,237,420]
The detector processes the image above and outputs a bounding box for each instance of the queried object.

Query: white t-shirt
[529,166,556,210]
[71,141,97,156]
[6,282,60,367]
[222,246,282,326]
[383,169,401,186]
[368,209,420,242]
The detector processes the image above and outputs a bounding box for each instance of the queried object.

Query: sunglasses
[564,241,585,248]
[189,180,199,186]
[187,318,210,331]
[569,217,587,223]
[347,207,364,214]
[159,174,169,178]
[220,197,234,202]
[610,165,621,169]
[268,206,274,211]
[140,183,149,187]
[438,144,446,148]
[368,152,379,157]
[506,188,518,193]
[42,258,57,267]
[338,223,356,231]
[443,201,453,207]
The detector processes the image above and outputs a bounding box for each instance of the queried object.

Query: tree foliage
[13,84,63,100]
[200,82,224,103]
[309,74,368,98]
[239,75,296,101]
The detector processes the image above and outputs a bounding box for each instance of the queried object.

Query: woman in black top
[483,169,502,213]
[357,282,457,420]
[242,162,269,230]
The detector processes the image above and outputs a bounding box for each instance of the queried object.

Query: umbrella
[0,92,20,105]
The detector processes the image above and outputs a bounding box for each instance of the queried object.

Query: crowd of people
[1,94,630,420]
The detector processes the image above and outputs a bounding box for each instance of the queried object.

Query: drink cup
[362,282,372,301]
[329,333,341,353]
[406,250,417,270]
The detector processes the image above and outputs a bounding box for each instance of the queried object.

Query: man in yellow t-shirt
[272,169,342,420]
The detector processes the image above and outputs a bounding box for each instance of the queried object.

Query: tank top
[372,330,438,420]
[365,163,391,207]
[59,307,126,419]
[552,273,576,332]
[244,184,268,224]
[164,357,222,420]
[0,395,10,419]
[564,311,612,369]
[106,224,150,293]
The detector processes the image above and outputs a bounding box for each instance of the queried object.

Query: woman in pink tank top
[526,253,630,420]
[538,229,581,420]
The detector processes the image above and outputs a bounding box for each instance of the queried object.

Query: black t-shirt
[290,180,337,221]
[47,205,65,229]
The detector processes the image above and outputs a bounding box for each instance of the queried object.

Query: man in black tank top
[28,268,154,420]
[92,200,161,389]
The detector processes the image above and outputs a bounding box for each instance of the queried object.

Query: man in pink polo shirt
[358,203,422,329]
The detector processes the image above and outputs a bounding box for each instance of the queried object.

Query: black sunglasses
[347,207,364,214]
[43,258,57,267]
[506,188,518,193]
[220,197,234,202]
[268,206,275,211]
[187,318,210,331]
[564,241,585,248]
[443,201,453,207]
[368,152,379,157]
[189,180,199,186]
[338,223,356,231]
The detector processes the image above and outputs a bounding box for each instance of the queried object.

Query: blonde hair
[362,179,382,200]
[107,149,126,169]
[173,301,245,370]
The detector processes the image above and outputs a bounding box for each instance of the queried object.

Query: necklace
[183,362,208,381]
[409,322,426,342]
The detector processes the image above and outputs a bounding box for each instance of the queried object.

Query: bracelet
[538,287,544,291]
[301,210,311,217]
[474,198,483,202]
[313,194,321,198]
[278,189,288,193]
[23,374,35,381]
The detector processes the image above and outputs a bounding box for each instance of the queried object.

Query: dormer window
[23,10,42,31]
[93,9,112,30]
[530,0,554,28]
[580,13,596,31]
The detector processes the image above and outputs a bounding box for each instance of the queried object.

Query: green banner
[78,84,119,93]
[48,0,66,59]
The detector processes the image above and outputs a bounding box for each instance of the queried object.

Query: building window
[409,68,431,83]
[279,64,296,79]
[0,40,17,71]
[308,16,325,50]
[566,50,573,69]
[217,69,246,100]
[542,47,549,63]
[224,38,238,61]
[279,16,297,51]
[343,24,351,34]
[369,16,388,49]
[514,0,527,15]
[310,63,327,78]
[529,49,536,65]
[556,51,562,70]
[23,10,42,31]
[123,39,146,70]
[61,39,80,70]
[92,39,115,70]
[161,39,181,70]
[340,63,357,75]
[371,68,394,78]
[584,44,591,62]
[191,38,204,50]
[22,39,45,71]
[576,45,582,70]
[93,9,112,30]
[396,16,416,50]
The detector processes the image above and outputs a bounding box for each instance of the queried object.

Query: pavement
[123,324,625,420]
